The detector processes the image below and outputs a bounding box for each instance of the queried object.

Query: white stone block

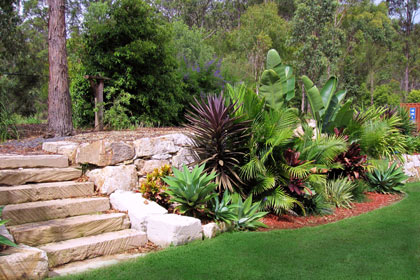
[110,190,168,231]
[146,214,202,247]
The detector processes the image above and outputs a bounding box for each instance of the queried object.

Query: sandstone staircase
[0,154,146,270]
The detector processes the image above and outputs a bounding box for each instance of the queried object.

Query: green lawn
[59,183,420,280]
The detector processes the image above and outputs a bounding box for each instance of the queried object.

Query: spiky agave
[185,94,250,194]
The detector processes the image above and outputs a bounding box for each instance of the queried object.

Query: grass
[58,183,420,280]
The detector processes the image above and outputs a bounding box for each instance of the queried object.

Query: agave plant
[163,164,218,218]
[231,194,268,230]
[0,207,17,249]
[323,178,356,209]
[208,191,238,225]
[301,75,353,134]
[185,94,250,193]
[366,161,408,193]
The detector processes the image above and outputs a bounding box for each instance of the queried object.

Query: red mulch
[259,192,403,231]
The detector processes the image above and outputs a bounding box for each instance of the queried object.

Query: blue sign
[410,108,416,121]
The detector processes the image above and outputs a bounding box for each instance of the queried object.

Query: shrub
[406,136,420,154]
[0,207,17,250]
[139,165,172,209]
[367,161,408,193]
[185,94,250,193]
[163,164,218,218]
[328,142,368,181]
[324,178,356,209]
[0,93,18,142]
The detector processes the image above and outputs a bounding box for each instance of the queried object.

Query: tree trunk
[370,71,374,106]
[47,0,73,137]
[301,84,305,113]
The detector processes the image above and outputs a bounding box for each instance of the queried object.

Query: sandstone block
[8,213,130,246]
[0,181,94,205]
[87,165,137,195]
[137,160,170,176]
[202,222,220,239]
[0,168,82,186]
[39,229,147,267]
[146,214,202,247]
[110,190,167,231]
[3,197,110,226]
[158,133,193,146]
[151,154,172,160]
[134,137,179,158]
[76,141,135,166]
[0,244,48,280]
[0,155,68,169]
[172,148,196,169]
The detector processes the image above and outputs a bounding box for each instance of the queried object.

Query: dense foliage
[71,0,184,128]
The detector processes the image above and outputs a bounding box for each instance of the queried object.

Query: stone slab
[39,229,147,267]
[8,213,129,246]
[87,165,137,195]
[49,252,146,277]
[2,197,110,226]
[146,214,202,247]
[0,155,69,169]
[0,181,94,205]
[42,141,79,163]
[0,168,82,186]
[0,244,48,280]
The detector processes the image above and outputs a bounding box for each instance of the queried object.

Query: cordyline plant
[328,128,368,181]
[185,94,250,194]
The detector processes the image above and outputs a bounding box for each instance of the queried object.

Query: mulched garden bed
[259,192,403,231]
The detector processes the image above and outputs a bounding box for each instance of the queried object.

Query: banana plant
[301,75,353,134]
[259,49,295,110]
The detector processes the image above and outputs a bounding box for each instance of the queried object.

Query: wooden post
[84,75,110,131]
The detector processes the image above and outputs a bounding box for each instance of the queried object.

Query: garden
[1,0,420,279]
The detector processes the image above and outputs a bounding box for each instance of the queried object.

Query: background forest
[1,0,419,129]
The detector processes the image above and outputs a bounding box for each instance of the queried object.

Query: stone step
[8,213,130,246]
[0,167,82,186]
[0,181,94,205]
[2,197,110,226]
[0,154,69,169]
[39,229,147,267]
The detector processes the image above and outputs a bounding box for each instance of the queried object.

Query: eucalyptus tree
[387,0,420,98]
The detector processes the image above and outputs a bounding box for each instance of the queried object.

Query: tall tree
[387,0,419,98]
[47,0,73,136]
[290,0,344,112]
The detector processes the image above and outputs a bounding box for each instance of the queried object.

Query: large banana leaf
[260,70,283,109]
[302,75,324,124]
[260,49,295,109]
[319,76,337,116]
